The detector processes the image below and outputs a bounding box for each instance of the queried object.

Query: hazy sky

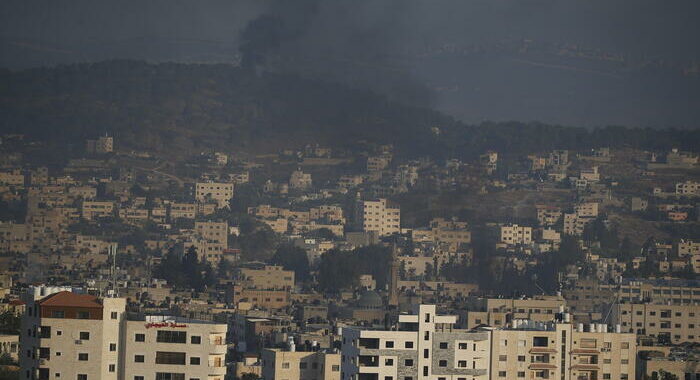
[2,0,699,128]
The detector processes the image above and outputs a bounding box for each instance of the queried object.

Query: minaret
[388,243,399,307]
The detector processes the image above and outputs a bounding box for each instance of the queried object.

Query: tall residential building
[491,319,636,380]
[356,198,400,237]
[341,305,491,380]
[19,287,228,380]
[192,220,228,263]
[195,182,233,209]
[610,303,700,344]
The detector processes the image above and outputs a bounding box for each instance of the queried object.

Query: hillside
[1,60,699,159]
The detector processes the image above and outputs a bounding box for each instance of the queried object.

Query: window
[499,355,507,361]
[423,367,429,376]
[109,343,116,352]
[155,352,186,365]
[77,311,90,319]
[190,357,200,365]
[498,371,507,377]
[135,333,145,342]
[155,374,184,380]
[518,371,526,377]
[423,349,429,359]
[108,365,115,373]
[385,341,394,348]
[458,343,468,349]
[157,331,186,344]
[134,355,144,363]
[332,365,340,371]
[424,331,430,340]
[39,326,51,338]
[405,341,414,349]
[404,359,414,366]
[51,311,65,318]
[77,375,87,380]
[79,332,89,340]
[134,377,144,380]
[385,359,394,366]
[621,343,630,349]
[438,360,447,367]
[517,355,525,362]
[439,342,448,349]
[111,312,118,319]
[458,360,467,367]
[78,353,88,361]
[190,336,201,344]
[282,363,290,369]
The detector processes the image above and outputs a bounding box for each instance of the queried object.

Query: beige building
[0,169,25,186]
[491,320,636,380]
[610,303,700,344]
[500,224,532,245]
[81,200,115,220]
[356,198,400,236]
[262,348,340,380]
[20,287,228,380]
[676,180,700,196]
[460,296,566,329]
[536,205,562,227]
[678,239,700,257]
[195,182,233,209]
[169,203,196,220]
[238,265,295,290]
[289,170,313,190]
[0,334,19,361]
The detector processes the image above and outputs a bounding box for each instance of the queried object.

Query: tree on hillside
[270,244,310,282]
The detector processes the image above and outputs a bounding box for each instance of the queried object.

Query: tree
[270,244,310,282]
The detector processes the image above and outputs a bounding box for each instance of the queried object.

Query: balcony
[358,338,379,349]
[358,355,380,368]
[529,347,557,354]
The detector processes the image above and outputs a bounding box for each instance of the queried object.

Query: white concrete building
[341,305,490,380]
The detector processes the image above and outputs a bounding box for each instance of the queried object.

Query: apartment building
[367,155,391,172]
[430,218,471,247]
[0,169,25,186]
[289,170,313,190]
[562,279,700,314]
[81,200,115,220]
[262,348,341,380]
[536,205,562,227]
[575,202,599,218]
[195,220,227,241]
[563,213,592,236]
[238,265,295,290]
[122,315,227,380]
[460,296,566,329]
[195,182,233,209]
[678,239,700,257]
[341,305,491,380]
[491,320,636,380]
[676,180,700,196]
[356,199,400,237]
[86,136,113,154]
[20,287,228,380]
[500,224,532,245]
[20,288,126,380]
[610,303,699,344]
[169,203,196,220]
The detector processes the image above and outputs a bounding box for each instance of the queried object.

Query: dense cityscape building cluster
[0,135,698,380]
